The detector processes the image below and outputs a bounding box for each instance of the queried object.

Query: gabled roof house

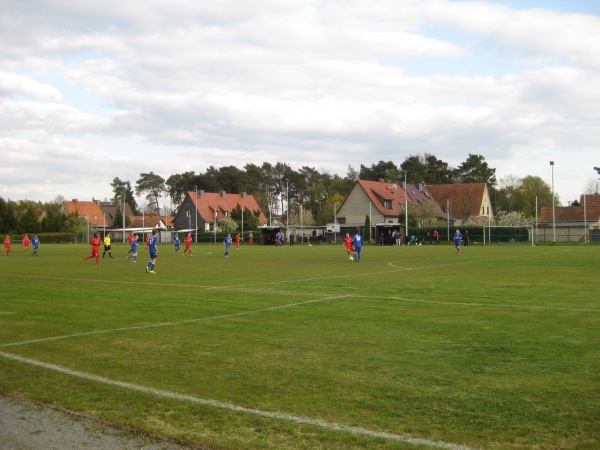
[61,199,134,230]
[173,190,267,232]
[336,180,410,226]
[425,183,493,225]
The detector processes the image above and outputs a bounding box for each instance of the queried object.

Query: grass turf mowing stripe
[0,350,474,450]
[0,295,351,348]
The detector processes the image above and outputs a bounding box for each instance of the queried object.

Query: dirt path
[0,395,188,449]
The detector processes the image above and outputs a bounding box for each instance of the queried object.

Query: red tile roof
[188,191,267,224]
[62,200,105,226]
[539,206,600,223]
[425,183,489,218]
[355,180,410,216]
[581,194,600,208]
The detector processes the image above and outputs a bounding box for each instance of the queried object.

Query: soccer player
[102,233,113,259]
[343,233,354,259]
[223,233,232,257]
[352,231,363,262]
[183,232,193,256]
[31,234,40,256]
[23,234,30,253]
[183,232,193,255]
[235,233,241,250]
[275,231,284,248]
[84,233,101,264]
[172,233,180,252]
[146,229,158,273]
[128,232,136,254]
[4,235,11,255]
[453,229,463,253]
[127,234,138,262]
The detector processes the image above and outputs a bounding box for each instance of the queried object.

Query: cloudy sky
[1,0,599,208]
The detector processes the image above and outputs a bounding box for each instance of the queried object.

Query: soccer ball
[349,256,354,261]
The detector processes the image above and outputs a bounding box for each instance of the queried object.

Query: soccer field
[0,242,598,449]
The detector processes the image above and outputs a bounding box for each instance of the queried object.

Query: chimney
[72,199,78,204]
[242,192,247,199]
[221,191,226,198]
[418,183,423,192]
[200,190,205,198]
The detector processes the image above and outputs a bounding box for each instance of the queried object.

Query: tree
[515,175,555,217]
[17,207,39,234]
[452,154,497,187]
[359,160,399,182]
[217,217,238,233]
[135,172,165,213]
[231,205,261,230]
[112,208,131,228]
[495,211,531,226]
[165,171,197,206]
[0,197,17,233]
[111,178,138,215]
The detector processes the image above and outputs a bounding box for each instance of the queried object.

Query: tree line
[2,154,596,234]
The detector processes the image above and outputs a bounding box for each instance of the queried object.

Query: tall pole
[446,199,450,242]
[550,161,555,243]
[535,195,538,245]
[404,172,408,244]
[194,186,198,243]
[121,193,125,244]
[583,193,587,243]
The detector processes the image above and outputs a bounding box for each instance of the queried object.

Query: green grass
[0,242,598,449]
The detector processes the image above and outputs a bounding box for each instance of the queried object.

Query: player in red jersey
[343,233,354,256]
[183,232,193,256]
[4,235,11,255]
[23,234,30,253]
[235,233,241,249]
[84,233,101,264]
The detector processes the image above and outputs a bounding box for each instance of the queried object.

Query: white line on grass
[0,350,473,450]
[354,295,600,312]
[0,295,351,348]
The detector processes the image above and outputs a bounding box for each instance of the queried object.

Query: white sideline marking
[0,351,473,450]
[0,295,350,348]
[356,295,600,312]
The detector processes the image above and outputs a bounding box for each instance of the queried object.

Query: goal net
[482,226,534,246]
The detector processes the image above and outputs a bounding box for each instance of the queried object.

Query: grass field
[0,241,598,449]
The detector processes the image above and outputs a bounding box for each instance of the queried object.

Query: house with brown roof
[61,199,134,232]
[337,180,410,226]
[538,205,600,242]
[172,190,267,232]
[425,183,493,225]
[404,183,454,225]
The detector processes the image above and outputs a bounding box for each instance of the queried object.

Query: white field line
[0,295,351,348]
[354,295,600,312]
[0,351,474,450]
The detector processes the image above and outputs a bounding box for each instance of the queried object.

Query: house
[336,180,410,242]
[404,183,453,226]
[61,199,133,231]
[172,190,267,232]
[425,183,493,225]
[539,205,600,243]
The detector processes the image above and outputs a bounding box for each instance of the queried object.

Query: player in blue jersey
[223,233,232,257]
[31,234,40,256]
[127,234,138,262]
[352,231,363,262]
[146,229,158,273]
[453,229,463,253]
[172,234,180,252]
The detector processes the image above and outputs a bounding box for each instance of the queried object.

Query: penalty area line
[0,351,473,450]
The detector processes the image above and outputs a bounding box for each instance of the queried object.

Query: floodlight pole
[121,193,126,244]
[550,161,555,243]
[404,172,408,245]
[194,186,198,243]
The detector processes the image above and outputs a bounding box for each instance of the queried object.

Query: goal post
[483,225,534,246]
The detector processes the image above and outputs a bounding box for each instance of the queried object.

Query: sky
[1,0,599,209]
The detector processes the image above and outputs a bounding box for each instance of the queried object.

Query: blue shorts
[150,252,158,259]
